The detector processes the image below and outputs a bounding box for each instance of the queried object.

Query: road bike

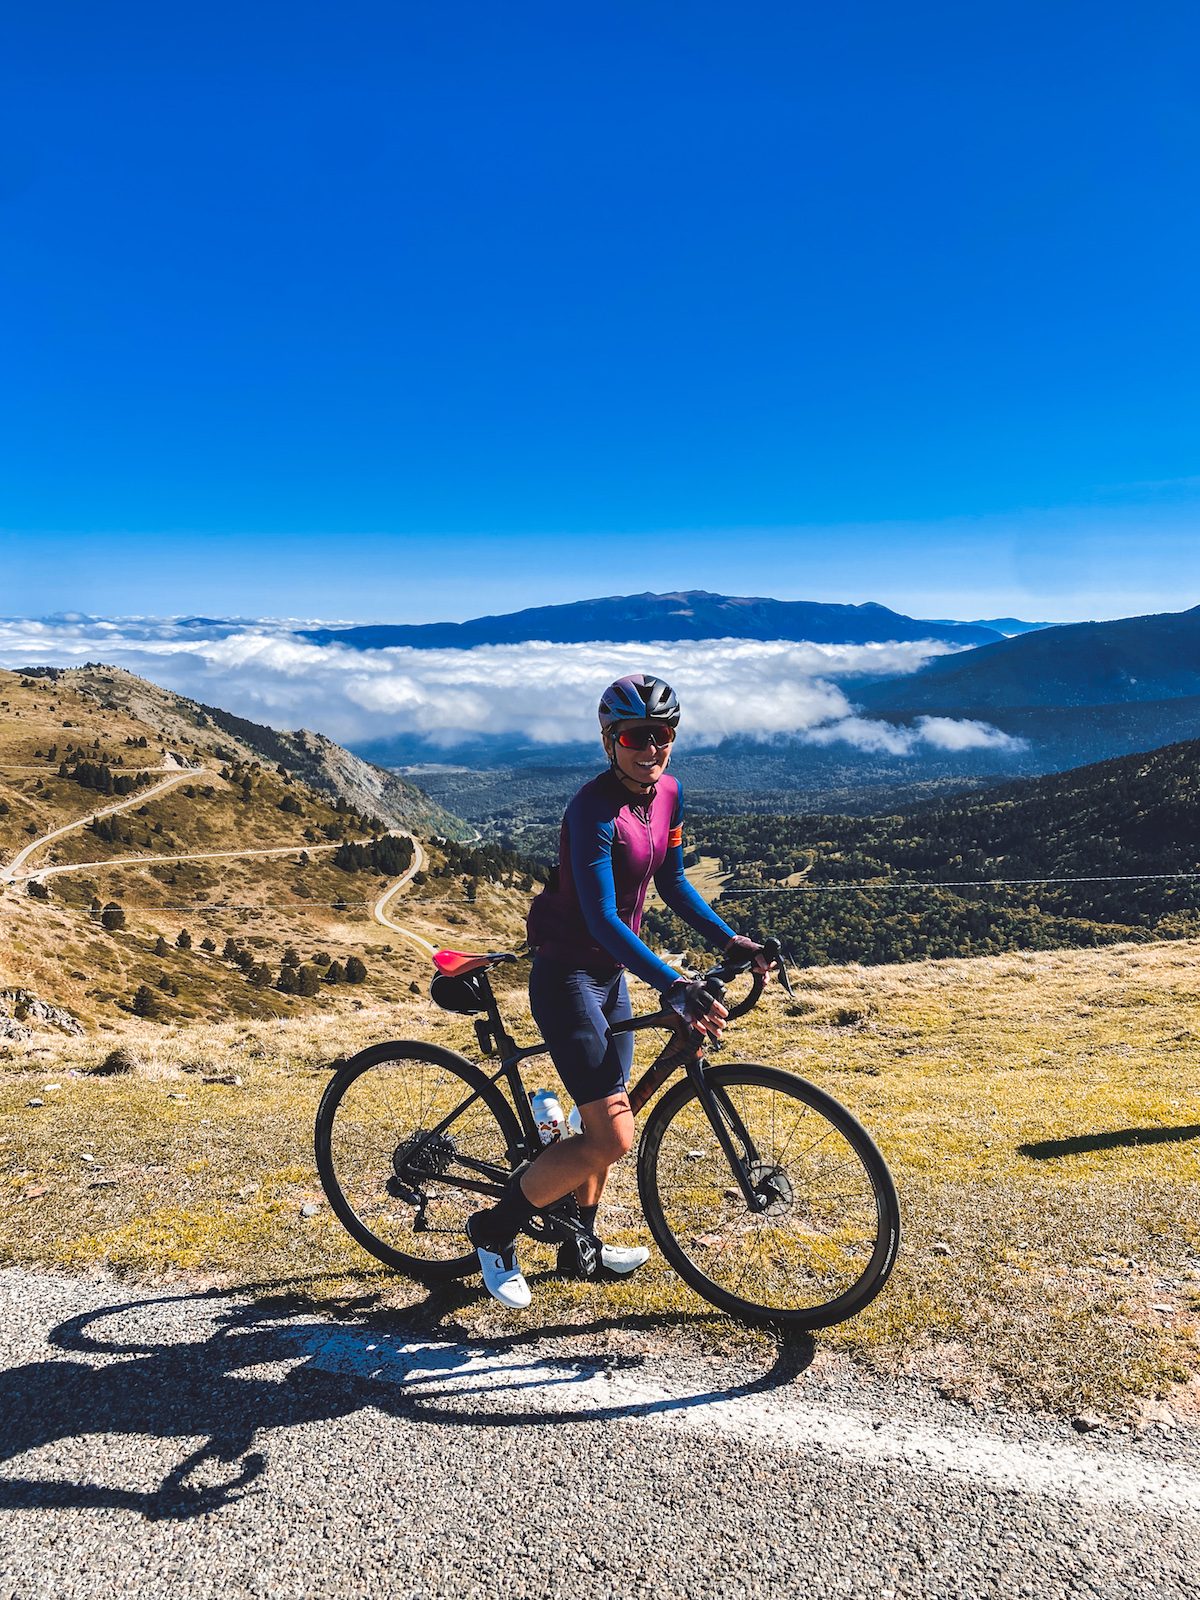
[315,939,900,1328]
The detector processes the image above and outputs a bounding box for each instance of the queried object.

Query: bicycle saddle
[432,949,518,977]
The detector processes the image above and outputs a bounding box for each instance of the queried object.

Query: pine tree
[176,928,192,950]
[154,936,169,957]
[101,902,126,932]
[324,960,344,984]
[200,936,216,952]
[297,965,321,997]
[131,984,157,1017]
[344,956,368,984]
[223,937,240,961]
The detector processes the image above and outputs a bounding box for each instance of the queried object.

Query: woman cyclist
[467,673,771,1308]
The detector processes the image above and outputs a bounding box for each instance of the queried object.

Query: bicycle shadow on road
[0,1279,814,1521]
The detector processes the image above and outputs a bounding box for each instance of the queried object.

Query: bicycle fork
[685,1058,772,1214]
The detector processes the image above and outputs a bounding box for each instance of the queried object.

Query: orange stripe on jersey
[667,825,683,849]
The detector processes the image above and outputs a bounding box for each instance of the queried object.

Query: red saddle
[432,949,516,977]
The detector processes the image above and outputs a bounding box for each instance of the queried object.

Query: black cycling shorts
[528,955,635,1108]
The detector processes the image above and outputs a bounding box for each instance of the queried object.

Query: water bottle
[567,1105,583,1136]
[529,1088,567,1145]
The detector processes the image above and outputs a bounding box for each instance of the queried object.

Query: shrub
[92,1046,136,1076]
[131,984,157,1018]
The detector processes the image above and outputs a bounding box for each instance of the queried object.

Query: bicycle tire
[638,1063,900,1328]
[315,1040,524,1283]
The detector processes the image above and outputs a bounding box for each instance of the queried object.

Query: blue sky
[3,2,1198,624]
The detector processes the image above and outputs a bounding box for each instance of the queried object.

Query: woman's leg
[470,966,645,1294]
[572,973,634,1211]
[503,962,634,1213]
[519,1088,634,1208]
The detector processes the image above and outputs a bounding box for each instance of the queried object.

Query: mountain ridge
[857,603,1200,713]
[299,590,1005,649]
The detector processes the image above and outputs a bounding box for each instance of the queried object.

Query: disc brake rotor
[747,1159,794,1218]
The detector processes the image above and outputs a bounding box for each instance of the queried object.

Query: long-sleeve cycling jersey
[525,768,736,991]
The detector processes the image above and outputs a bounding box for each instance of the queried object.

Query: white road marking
[278,1323,1200,1517]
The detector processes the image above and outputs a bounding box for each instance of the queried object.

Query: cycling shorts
[528,955,635,1108]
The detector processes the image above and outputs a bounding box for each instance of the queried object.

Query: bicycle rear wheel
[315,1041,523,1282]
[638,1064,899,1328]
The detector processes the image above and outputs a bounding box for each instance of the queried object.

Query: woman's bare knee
[578,1095,634,1166]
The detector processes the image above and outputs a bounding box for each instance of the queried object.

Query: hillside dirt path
[0,760,204,884]
[3,770,429,930]
[18,840,358,882]
[372,836,436,953]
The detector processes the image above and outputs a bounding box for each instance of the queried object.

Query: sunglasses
[615,724,676,750]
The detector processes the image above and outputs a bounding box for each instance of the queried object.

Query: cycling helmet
[598,674,681,733]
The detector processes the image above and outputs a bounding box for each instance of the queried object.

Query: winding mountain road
[371,836,436,953]
[4,770,433,953]
[20,841,348,882]
[0,761,203,884]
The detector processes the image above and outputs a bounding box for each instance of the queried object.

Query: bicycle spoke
[320,1051,515,1272]
[645,1068,894,1320]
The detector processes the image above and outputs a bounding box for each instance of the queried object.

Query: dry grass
[3,938,1198,1417]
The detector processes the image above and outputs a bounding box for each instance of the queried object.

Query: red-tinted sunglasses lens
[616,725,675,750]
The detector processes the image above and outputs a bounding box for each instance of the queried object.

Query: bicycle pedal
[555,1233,599,1281]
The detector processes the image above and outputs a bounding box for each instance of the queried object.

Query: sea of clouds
[0,616,1025,757]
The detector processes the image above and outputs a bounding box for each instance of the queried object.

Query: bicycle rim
[315,1041,522,1281]
[639,1064,899,1327]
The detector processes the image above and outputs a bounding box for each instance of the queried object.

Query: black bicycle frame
[399,961,771,1214]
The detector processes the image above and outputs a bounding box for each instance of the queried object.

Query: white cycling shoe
[467,1215,532,1310]
[599,1243,651,1276]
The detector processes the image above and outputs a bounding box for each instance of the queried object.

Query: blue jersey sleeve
[652,782,736,950]
[568,809,682,993]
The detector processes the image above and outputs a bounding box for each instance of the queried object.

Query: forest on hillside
[642,738,1200,967]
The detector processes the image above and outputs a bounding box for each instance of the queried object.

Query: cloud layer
[0,616,1025,757]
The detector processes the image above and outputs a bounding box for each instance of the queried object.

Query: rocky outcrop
[0,989,84,1036]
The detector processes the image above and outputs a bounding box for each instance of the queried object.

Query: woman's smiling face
[608,722,675,787]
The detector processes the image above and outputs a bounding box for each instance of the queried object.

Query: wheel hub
[393,1130,456,1183]
[748,1160,793,1218]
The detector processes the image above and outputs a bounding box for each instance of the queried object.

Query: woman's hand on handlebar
[665,977,730,1040]
[723,934,774,982]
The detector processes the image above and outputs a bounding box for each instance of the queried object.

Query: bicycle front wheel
[638,1064,899,1328]
[315,1041,523,1282]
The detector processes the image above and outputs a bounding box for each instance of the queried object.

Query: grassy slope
[2,939,1197,1417]
[0,666,528,1029]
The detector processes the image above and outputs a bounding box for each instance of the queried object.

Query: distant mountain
[300,591,1002,649]
[927,616,1051,637]
[857,603,1200,713]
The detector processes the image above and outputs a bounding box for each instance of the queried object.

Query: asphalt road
[0,1268,1196,1599]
